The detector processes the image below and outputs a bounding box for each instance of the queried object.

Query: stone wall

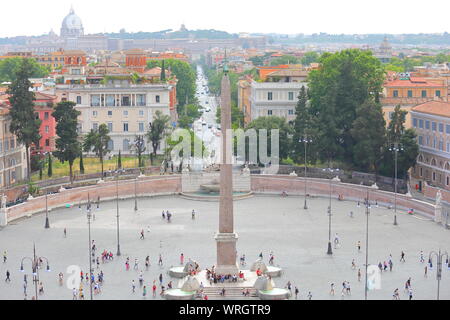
[252,175,435,218]
[181,171,251,193]
[5,175,181,224]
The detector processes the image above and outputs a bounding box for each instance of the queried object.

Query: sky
[1,0,449,38]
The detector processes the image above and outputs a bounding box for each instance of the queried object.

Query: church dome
[60,7,84,38]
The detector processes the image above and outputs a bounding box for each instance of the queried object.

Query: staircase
[197,287,259,299]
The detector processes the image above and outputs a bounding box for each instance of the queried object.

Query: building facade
[411,101,450,191]
[0,105,28,188]
[33,92,58,153]
[55,83,175,155]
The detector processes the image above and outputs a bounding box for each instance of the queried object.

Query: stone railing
[4,175,181,225]
[251,175,435,218]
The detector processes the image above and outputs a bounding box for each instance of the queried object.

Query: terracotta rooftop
[267,69,308,78]
[386,77,445,87]
[411,101,450,118]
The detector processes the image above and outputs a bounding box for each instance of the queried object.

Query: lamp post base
[303,199,308,210]
[116,245,121,256]
[327,241,333,255]
[394,215,398,226]
[44,217,50,229]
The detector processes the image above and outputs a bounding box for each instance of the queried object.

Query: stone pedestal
[215,232,239,275]
[435,190,443,224]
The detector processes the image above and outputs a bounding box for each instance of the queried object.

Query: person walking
[351,259,356,270]
[330,283,335,295]
[393,288,400,300]
[152,282,157,297]
[134,258,139,270]
[131,280,136,293]
[424,265,428,277]
[139,272,144,287]
[72,287,77,300]
[142,286,147,298]
[358,269,361,282]
[420,251,425,263]
[408,288,413,300]
[2,250,6,263]
[145,255,150,269]
[162,210,166,219]
[5,270,10,282]
[159,273,163,285]
[400,251,406,262]
[192,210,195,219]
[140,229,145,240]
[357,241,361,252]
[334,233,340,249]
[180,253,184,265]
[158,254,163,266]
[307,291,312,300]
[294,286,299,299]
[64,228,67,238]
[389,259,393,272]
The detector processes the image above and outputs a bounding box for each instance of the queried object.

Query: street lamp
[299,135,312,210]
[20,243,50,300]
[86,200,93,300]
[323,167,340,255]
[428,249,448,300]
[44,190,50,229]
[134,176,138,212]
[115,169,125,256]
[364,188,371,301]
[389,143,403,226]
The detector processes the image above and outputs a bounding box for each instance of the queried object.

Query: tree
[216,102,244,128]
[292,86,317,164]
[160,59,166,81]
[246,116,293,162]
[147,59,196,107]
[133,135,147,170]
[269,55,300,66]
[83,124,111,178]
[146,110,171,164]
[249,56,265,66]
[79,151,85,174]
[350,99,386,173]
[0,57,49,82]
[378,106,419,179]
[117,150,122,169]
[307,49,386,164]
[52,101,81,183]
[301,52,319,66]
[7,58,41,181]
[47,153,53,177]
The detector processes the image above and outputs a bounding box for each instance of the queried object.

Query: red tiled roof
[411,101,450,118]
[386,78,444,87]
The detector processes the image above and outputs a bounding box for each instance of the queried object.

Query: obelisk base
[215,232,239,275]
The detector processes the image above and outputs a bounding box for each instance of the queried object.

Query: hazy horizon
[1,0,449,38]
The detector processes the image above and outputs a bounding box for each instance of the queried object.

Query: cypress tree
[79,151,85,174]
[47,153,52,177]
[118,150,122,169]
[161,59,166,81]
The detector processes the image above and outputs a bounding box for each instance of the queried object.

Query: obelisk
[214,55,239,275]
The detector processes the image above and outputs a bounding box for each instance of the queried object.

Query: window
[123,123,129,132]
[433,172,436,181]
[108,110,113,117]
[91,95,100,107]
[0,141,2,152]
[156,95,160,103]
[72,69,81,75]
[10,138,14,149]
[420,167,423,177]
[419,119,423,128]
[76,96,82,104]
[45,139,50,147]
[439,139,444,151]
[288,110,294,115]
[426,120,430,130]
[432,122,437,131]
[268,110,273,115]
[407,90,413,98]
[421,90,427,98]
[288,92,294,101]
[92,111,98,117]
[138,123,144,132]
[439,123,444,133]
[426,136,430,146]
[447,177,449,186]
[433,137,436,148]
[106,95,115,106]
[413,118,417,127]
[44,112,49,120]
[447,125,450,134]
[93,123,98,131]
[122,96,130,106]
[123,139,130,151]
[268,92,273,101]
[137,94,146,106]
[123,110,128,117]
[4,140,9,151]
[45,126,49,133]
[107,122,113,132]
[139,110,144,117]
[436,90,441,97]
[107,140,114,150]
[35,112,40,120]
[393,90,398,97]
[418,136,423,145]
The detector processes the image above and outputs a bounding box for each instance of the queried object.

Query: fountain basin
[266,266,283,277]
[258,288,291,300]
[168,266,188,278]
[164,289,196,300]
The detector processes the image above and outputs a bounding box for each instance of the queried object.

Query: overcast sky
[1,0,449,37]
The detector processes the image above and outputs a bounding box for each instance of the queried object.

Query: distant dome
[60,7,84,38]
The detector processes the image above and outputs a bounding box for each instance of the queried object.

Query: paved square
[0,194,449,300]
